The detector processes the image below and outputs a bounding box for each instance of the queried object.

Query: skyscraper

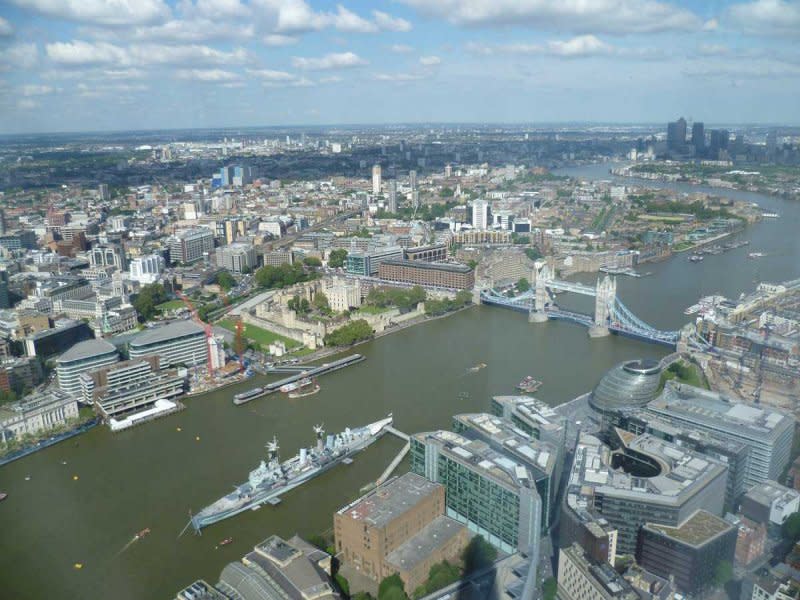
[408,169,417,191]
[691,122,705,154]
[372,164,381,195]
[667,117,687,151]
[472,199,489,230]
[709,129,729,158]
[387,180,397,214]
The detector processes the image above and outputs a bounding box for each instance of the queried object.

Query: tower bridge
[480,263,680,348]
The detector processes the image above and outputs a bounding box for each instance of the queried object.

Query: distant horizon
[1,118,798,140]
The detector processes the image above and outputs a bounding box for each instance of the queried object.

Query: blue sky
[0,0,799,133]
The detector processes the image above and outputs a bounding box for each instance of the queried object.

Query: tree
[313,292,330,313]
[516,277,530,292]
[288,295,311,315]
[713,560,733,587]
[303,256,322,267]
[133,283,168,321]
[462,535,497,575]
[328,248,348,268]
[783,512,800,542]
[542,577,558,600]
[378,574,408,600]
[525,247,542,261]
[215,271,236,292]
[324,319,373,347]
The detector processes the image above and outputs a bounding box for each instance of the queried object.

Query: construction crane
[175,291,215,377]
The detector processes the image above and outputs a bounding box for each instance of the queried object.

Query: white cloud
[98,20,254,43]
[247,68,296,81]
[77,81,148,96]
[726,0,800,36]
[328,5,377,33]
[17,98,39,110]
[45,40,249,68]
[548,35,613,57]
[697,43,730,56]
[373,10,412,32]
[374,72,427,82]
[319,75,343,83]
[0,16,14,37]
[419,55,441,66]
[20,84,55,96]
[399,0,702,34]
[263,34,298,46]
[254,0,410,35]
[291,51,367,70]
[683,59,800,78]
[182,0,250,19]
[46,40,128,66]
[466,36,662,59]
[0,43,39,70]
[11,0,171,26]
[390,44,414,53]
[176,68,240,81]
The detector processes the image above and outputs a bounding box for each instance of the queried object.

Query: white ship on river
[190,416,393,531]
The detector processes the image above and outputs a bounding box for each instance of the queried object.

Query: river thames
[0,163,798,599]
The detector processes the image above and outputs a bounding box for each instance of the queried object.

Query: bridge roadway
[480,288,680,348]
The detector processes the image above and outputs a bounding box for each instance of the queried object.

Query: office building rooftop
[385,516,467,574]
[643,509,733,547]
[336,472,441,529]
[568,430,726,508]
[650,382,793,442]
[57,338,117,363]
[453,413,558,478]
[130,320,206,347]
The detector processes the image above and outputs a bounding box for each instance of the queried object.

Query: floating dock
[233,354,365,405]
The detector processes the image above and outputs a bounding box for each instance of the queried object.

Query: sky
[0,0,799,134]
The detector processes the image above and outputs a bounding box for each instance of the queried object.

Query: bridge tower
[529,262,550,323]
[590,275,616,337]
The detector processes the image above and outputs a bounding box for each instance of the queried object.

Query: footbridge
[480,263,680,348]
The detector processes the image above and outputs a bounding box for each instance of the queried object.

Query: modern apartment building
[216,242,256,273]
[645,383,794,490]
[128,320,207,367]
[345,247,403,277]
[80,355,186,419]
[637,510,737,595]
[561,430,728,558]
[451,413,560,531]
[56,338,119,397]
[168,227,214,264]
[411,427,542,555]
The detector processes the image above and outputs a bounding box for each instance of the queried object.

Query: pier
[360,426,412,493]
[376,442,410,486]
[234,354,365,405]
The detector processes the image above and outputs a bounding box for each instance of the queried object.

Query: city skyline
[1,0,800,134]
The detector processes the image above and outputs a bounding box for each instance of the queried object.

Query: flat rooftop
[385,516,467,573]
[454,413,558,477]
[644,509,733,547]
[130,320,205,347]
[648,382,793,441]
[337,472,441,528]
[566,432,726,508]
[744,480,800,507]
[57,338,117,363]
[412,429,536,491]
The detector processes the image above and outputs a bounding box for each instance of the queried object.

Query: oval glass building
[589,359,662,416]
